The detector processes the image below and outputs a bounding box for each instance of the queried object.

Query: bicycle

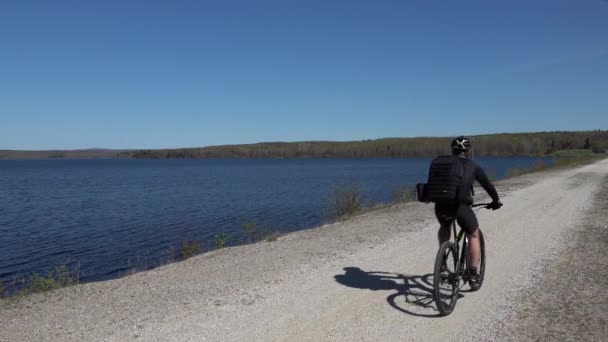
[433,203,491,316]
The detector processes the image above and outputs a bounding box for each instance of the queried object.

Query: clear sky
[1,0,607,150]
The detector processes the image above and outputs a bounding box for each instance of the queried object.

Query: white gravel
[1,159,607,342]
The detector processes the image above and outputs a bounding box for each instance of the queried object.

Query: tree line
[2,130,606,160]
[126,130,608,159]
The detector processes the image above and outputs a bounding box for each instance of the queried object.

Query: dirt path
[485,173,608,341]
[1,159,607,342]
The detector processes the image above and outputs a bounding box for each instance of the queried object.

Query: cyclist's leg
[466,229,481,270]
[435,204,456,245]
[456,205,480,271]
[438,224,451,245]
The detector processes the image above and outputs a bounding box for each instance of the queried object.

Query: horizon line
[2,129,606,152]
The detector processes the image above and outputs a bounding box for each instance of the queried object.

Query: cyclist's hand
[488,201,503,210]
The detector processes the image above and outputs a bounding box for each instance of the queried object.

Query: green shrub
[54,264,78,287]
[327,182,362,220]
[241,221,284,243]
[214,230,228,249]
[180,240,202,259]
[17,263,79,296]
[27,273,58,293]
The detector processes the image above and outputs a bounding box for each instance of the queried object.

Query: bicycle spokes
[433,242,459,315]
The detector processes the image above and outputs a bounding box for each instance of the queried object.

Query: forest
[126,130,608,159]
[2,130,607,160]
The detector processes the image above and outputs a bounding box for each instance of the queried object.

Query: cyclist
[435,136,502,286]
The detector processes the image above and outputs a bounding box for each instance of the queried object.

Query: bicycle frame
[451,203,490,284]
[433,202,492,315]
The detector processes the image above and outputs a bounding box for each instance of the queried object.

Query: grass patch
[505,152,607,178]
[553,153,606,168]
[550,149,606,168]
[262,231,282,242]
[214,229,228,249]
[241,221,282,243]
[552,149,592,158]
[326,182,363,220]
[180,240,202,259]
[9,263,80,298]
[0,225,281,299]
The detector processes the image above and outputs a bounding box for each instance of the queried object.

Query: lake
[0,157,546,288]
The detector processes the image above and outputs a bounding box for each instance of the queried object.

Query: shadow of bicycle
[334,266,463,318]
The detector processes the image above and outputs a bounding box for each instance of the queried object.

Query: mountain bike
[433,203,491,316]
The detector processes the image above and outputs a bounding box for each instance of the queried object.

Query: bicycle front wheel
[433,241,459,316]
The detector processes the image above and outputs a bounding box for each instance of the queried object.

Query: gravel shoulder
[1,159,607,342]
[483,173,608,341]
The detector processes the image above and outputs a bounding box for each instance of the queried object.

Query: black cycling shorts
[434,203,479,234]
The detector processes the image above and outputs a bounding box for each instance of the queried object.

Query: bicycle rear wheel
[433,241,459,315]
[468,229,486,291]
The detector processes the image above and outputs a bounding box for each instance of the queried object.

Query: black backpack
[420,155,465,204]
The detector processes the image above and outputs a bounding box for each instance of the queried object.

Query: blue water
[0,157,546,286]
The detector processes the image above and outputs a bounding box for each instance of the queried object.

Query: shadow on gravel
[334,266,462,318]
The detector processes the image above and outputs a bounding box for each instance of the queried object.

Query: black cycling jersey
[434,156,499,232]
[454,156,500,205]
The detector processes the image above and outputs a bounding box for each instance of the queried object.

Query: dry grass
[326,182,363,220]
[181,240,202,259]
[3,263,81,299]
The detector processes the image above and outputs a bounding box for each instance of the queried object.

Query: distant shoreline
[2,130,607,160]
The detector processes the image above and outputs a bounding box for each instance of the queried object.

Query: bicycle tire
[433,241,459,316]
[469,229,486,291]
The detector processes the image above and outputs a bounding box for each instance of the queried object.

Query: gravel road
[1,159,607,342]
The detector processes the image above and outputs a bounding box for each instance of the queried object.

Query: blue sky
[1,0,607,150]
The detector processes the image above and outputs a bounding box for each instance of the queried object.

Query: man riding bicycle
[433,137,502,287]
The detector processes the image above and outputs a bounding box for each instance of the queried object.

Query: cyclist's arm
[475,165,500,202]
